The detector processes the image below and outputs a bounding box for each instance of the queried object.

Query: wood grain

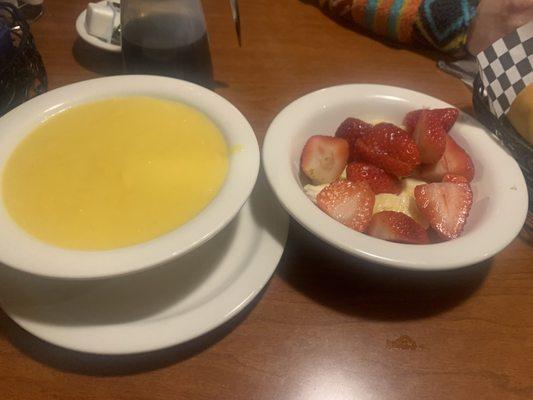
[1,1,532,399]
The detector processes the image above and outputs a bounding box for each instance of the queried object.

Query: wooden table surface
[1,1,532,399]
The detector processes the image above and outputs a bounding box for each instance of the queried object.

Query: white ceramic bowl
[263,84,528,271]
[0,75,259,279]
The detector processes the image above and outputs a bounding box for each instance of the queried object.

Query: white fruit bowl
[263,84,528,270]
[0,76,259,279]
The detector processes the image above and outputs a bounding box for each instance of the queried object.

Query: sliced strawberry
[367,211,429,244]
[404,108,459,134]
[414,182,473,240]
[418,135,475,182]
[335,118,373,162]
[354,123,420,177]
[431,108,459,132]
[346,162,401,195]
[403,109,423,135]
[442,174,469,183]
[300,135,349,184]
[428,228,448,243]
[316,180,375,232]
[412,110,447,164]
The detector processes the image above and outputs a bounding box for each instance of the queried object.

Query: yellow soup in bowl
[2,96,229,250]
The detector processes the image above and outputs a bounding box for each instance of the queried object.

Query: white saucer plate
[0,180,288,355]
[75,0,121,53]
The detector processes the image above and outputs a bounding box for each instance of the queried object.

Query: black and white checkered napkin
[477,22,533,118]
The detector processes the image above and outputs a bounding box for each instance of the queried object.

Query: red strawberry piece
[300,135,349,184]
[414,182,473,240]
[403,109,424,134]
[427,228,448,243]
[346,162,401,195]
[335,118,373,161]
[367,211,429,244]
[316,180,375,232]
[418,135,475,182]
[442,174,469,183]
[412,110,447,164]
[354,123,420,177]
[431,108,459,132]
[404,108,459,134]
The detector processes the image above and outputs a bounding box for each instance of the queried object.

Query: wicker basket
[472,74,533,215]
[0,2,47,117]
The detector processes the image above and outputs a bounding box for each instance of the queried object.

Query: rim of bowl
[0,75,260,279]
[263,84,528,271]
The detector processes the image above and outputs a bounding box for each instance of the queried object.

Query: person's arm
[467,0,533,55]
[318,0,479,55]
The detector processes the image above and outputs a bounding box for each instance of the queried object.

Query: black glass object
[0,2,47,117]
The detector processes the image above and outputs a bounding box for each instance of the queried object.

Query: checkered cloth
[477,22,533,118]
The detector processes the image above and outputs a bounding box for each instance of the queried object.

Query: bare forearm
[467,0,533,55]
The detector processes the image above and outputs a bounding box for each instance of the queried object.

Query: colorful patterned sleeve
[318,0,479,55]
